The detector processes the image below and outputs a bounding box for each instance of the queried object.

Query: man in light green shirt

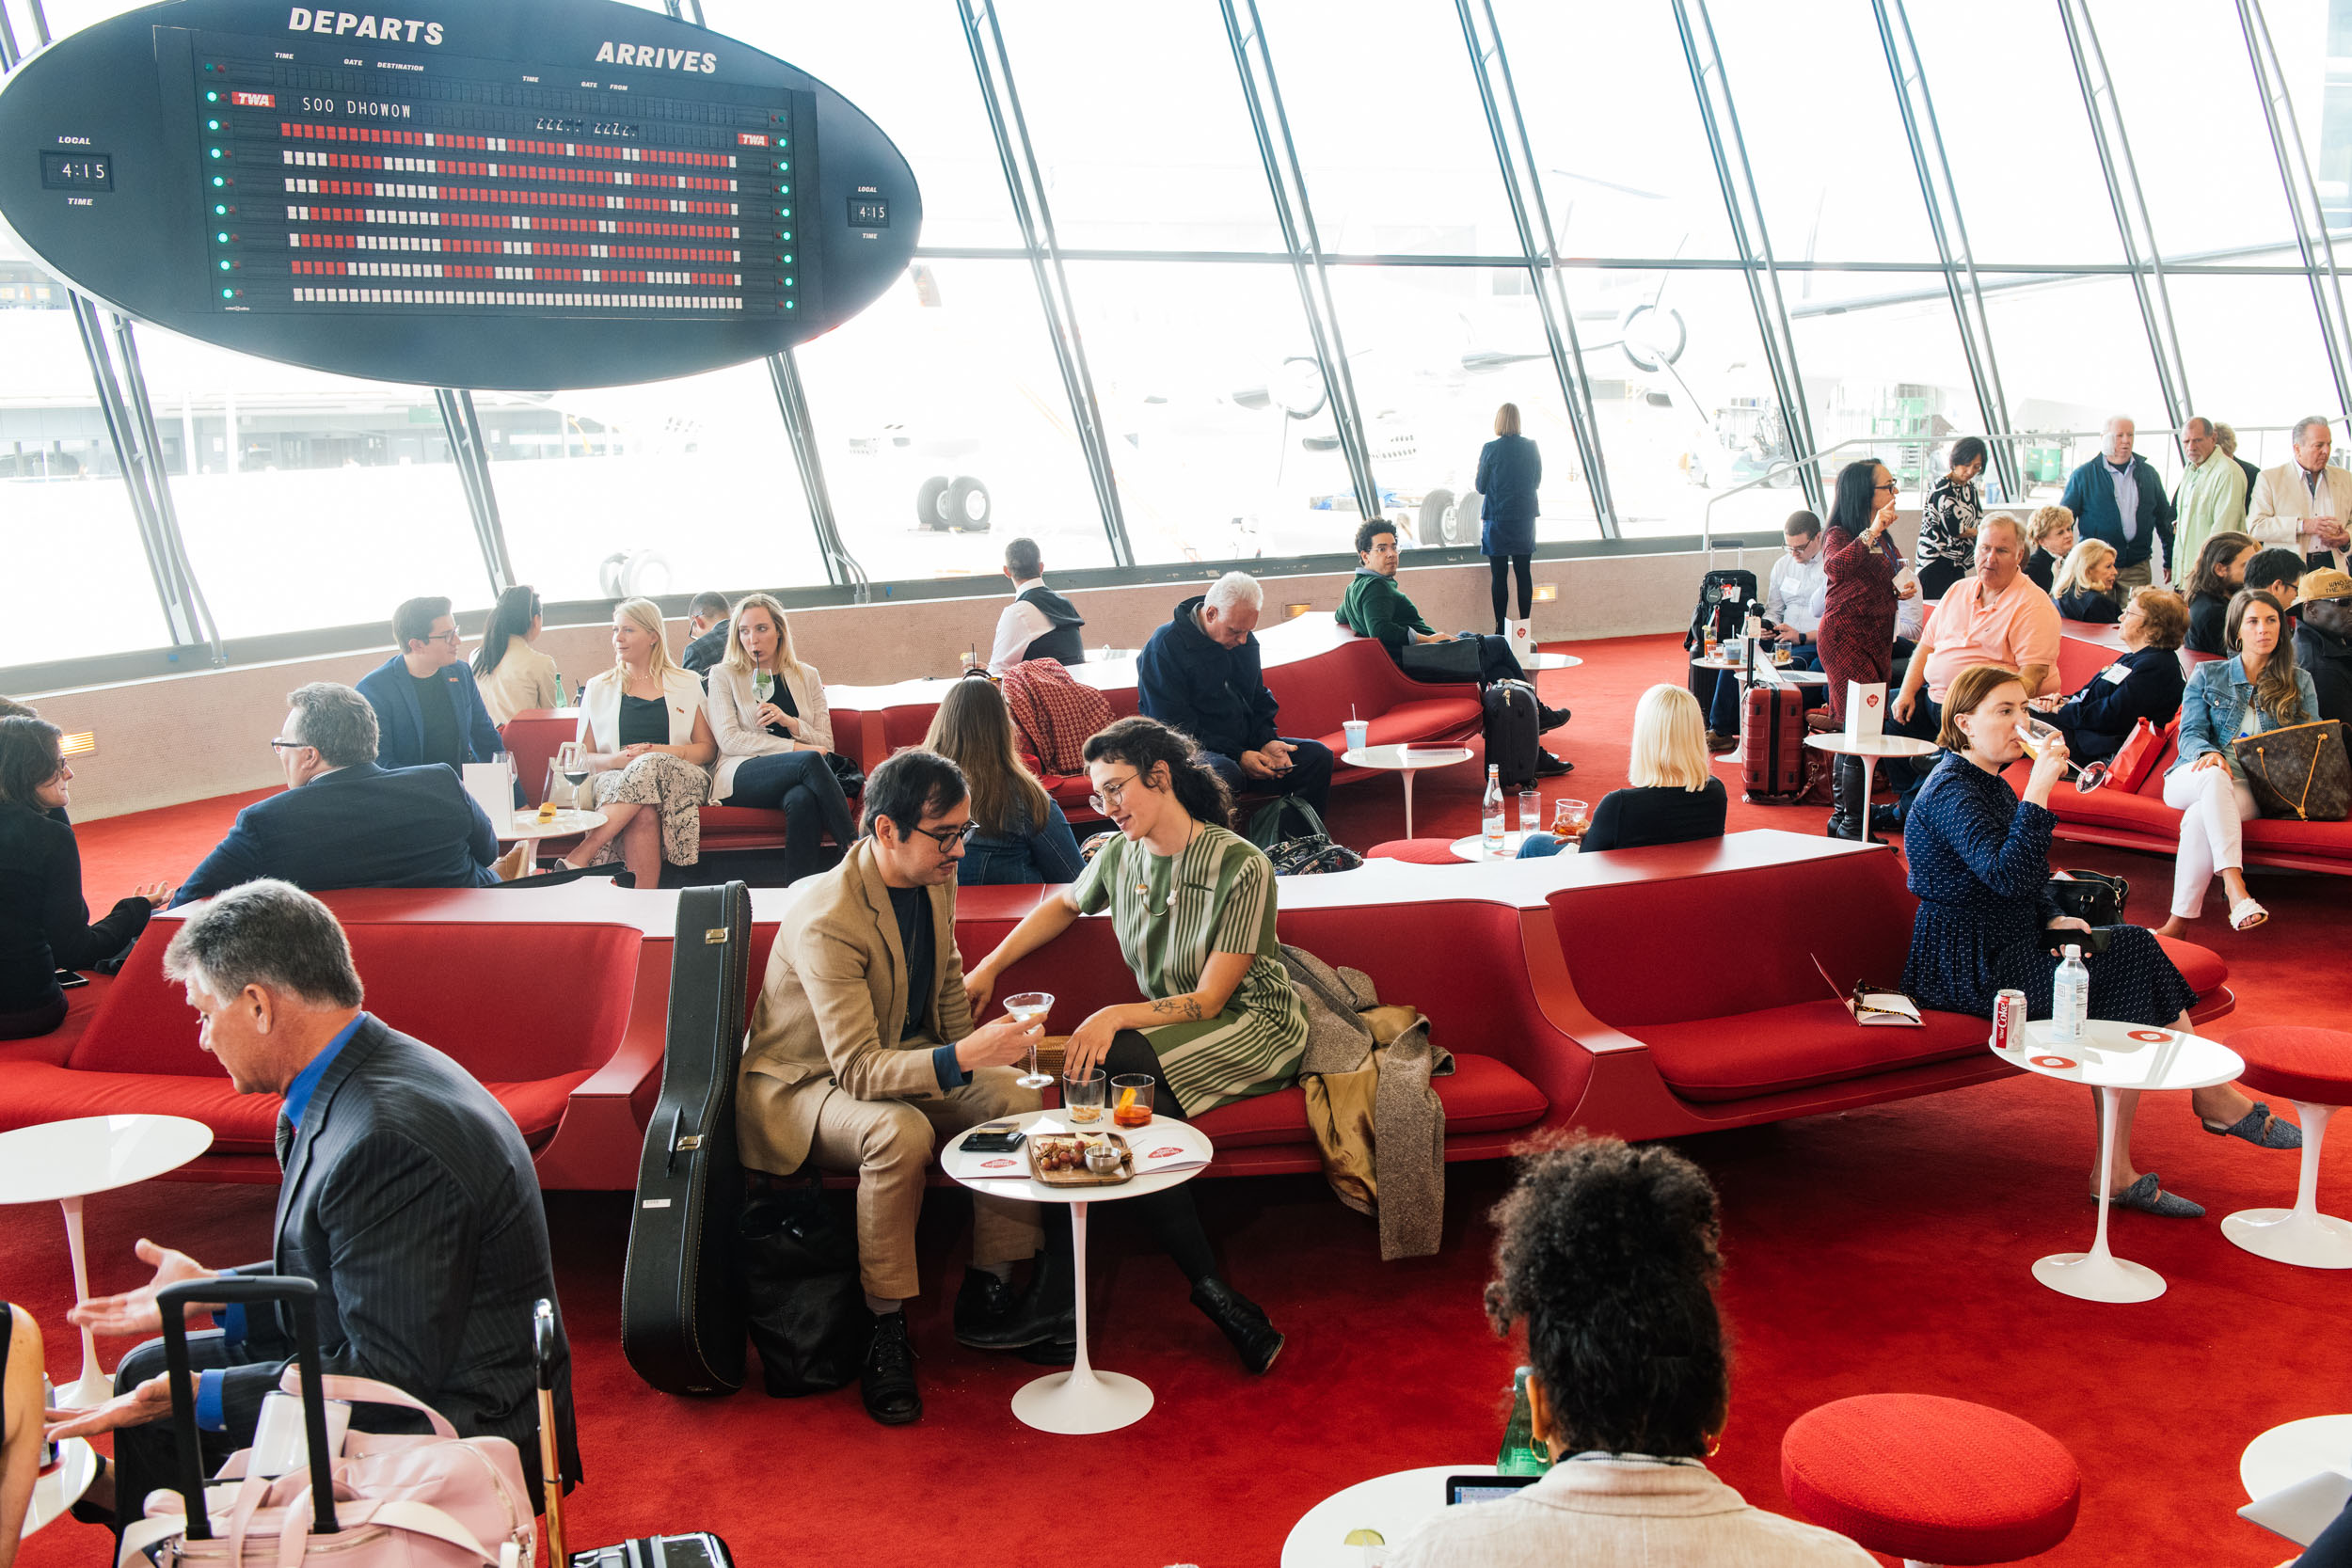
[2173,414,2248,577]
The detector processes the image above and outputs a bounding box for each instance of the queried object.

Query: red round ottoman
[1365,839,1462,864]
[2221,1026,2352,1269]
[1780,1394,2080,1565]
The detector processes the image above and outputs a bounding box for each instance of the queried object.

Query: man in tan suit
[738,749,1070,1425]
[2248,414,2352,573]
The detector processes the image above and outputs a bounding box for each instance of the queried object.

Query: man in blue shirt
[49,881,578,1531]
[355,595,505,774]
[1136,572,1337,816]
[2058,415,2176,589]
[172,682,516,906]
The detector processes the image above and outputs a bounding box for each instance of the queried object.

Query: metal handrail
[1700,436,1890,554]
[826,548,872,606]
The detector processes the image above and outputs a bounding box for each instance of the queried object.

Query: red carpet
[17,634,2348,1567]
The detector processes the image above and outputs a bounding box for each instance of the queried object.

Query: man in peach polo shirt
[1878,513,2060,832]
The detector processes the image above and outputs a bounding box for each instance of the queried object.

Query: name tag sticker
[2100,665,2130,685]
[641,1198,672,1209]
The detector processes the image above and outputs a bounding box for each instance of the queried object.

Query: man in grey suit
[48,880,579,1529]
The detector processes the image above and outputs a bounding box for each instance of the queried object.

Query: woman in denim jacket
[2157,589,2318,936]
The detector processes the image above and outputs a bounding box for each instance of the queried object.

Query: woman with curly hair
[1390,1135,1871,1566]
[969,716,1300,1373]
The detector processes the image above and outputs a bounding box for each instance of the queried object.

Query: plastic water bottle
[1482,765,1505,858]
[2052,945,2090,1042]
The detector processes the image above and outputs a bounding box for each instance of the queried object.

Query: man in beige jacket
[737,749,1070,1425]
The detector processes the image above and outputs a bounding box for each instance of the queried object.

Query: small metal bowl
[1083,1141,1122,1175]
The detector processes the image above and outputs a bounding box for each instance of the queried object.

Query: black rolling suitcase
[1483,678,1542,790]
[538,1300,734,1568]
[620,881,753,1396]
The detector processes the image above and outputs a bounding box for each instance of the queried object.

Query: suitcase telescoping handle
[532,1299,566,1567]
[157,1275,340,1541]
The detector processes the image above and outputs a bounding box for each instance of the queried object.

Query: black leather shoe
[1191,1277,1283,1374]
[1538,705,1570,732]
[860,1311,921,1425]
[1869,804,1904,835]
[950,1267,1016,1345]
[957,1248,1075,1352]
[1019,1337,1078,1366]
[1536,751,1573,777]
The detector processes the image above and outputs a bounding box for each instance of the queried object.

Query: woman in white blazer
[563,597,716,886]
[471,585,564,725]
[705,592,855,880]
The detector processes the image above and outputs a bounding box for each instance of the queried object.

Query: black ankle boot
[1191,1277,1283,1374]
[957,1248,1074,1352]
[860,1311,921,1425]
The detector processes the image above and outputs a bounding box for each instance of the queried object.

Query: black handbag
[1399,635,1486,682]
[2047,868,2129,927]
[738,1178,866,1398]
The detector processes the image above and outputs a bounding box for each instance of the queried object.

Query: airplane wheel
[915,475,950,530]
[946,475,992,531]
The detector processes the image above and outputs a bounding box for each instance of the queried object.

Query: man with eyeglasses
[736,748,1071,1427]
[172,683,516,907]
[354,594,505,775]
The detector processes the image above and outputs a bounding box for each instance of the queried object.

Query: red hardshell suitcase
[1742,683,1807,801]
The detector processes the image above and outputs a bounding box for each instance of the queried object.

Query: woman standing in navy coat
[1475,403,1540,634]
[1900,664,2295,1218]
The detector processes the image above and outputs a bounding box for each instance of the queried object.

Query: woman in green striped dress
[968,717,1301,1373]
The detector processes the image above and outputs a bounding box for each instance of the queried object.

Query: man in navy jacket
[2058,416,2176,587]
[1136,572,1333,816]
[173,683,509,906]
[355,595,505,772]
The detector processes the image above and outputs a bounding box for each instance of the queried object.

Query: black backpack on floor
[1684,568,1757,654]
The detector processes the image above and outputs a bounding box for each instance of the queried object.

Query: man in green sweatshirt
[1335,519,1572,770]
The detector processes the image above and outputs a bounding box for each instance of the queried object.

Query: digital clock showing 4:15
[40,150,112,190]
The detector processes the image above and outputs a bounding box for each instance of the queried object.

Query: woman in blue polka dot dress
[1900,664,2300,1218]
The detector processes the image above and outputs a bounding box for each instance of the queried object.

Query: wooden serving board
[1026,1132,1134,1187]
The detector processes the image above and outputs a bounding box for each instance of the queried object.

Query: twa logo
[981,1158,1015,1169]
[1148,1147,1184,1160]
[2128,1029,2170,1043]
[1866,693,1881,708]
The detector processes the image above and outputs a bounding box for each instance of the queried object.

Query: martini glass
[1005,991,1054,1089]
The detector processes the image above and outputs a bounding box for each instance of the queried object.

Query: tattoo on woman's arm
[1150,995,1203,1021]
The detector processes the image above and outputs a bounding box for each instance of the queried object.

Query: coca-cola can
[1992,990,2027,1052]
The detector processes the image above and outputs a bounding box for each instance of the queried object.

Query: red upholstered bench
[0,900,650,1182]
[2219,1026,2352,1269]
[1543,840,2232,1125]
[1781,1394,2080,1565]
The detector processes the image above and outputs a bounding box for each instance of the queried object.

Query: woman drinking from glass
[967,717,1297,1373]
[706,593,855,883]
[1903,664,2295,1219]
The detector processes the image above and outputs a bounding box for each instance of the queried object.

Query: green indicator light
[215,231,229,243]
[209,149,223,159]
[780,207,789,217]
[218,261,231,270]
[214,203,228,214]
[779,161,788,172]
[222,289,234,299]
[212,176,225,187]
[207,119,221,131]
[205,88,219,100]
[779,184,789,195]
[783,277,792,286]
[780,230,790,241]
[781,253,792,262]
[784,300,794,309]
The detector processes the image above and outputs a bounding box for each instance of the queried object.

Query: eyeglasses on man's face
[268,737,312,754]
[906,819,977,852]
[425,629,462,646]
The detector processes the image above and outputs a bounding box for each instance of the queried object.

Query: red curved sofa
[826,614,1483,823]
[4,832,2232,1189]
[2026,622,2349,876]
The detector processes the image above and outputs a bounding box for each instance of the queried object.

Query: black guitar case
[620,880,752,1395]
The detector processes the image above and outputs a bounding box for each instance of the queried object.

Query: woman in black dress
[2052,538,2122,624]
[0,719,167,1039]
[2037,587,2188,764]
[1901,665,2297,1217]
[1475,402,1540,635]
[2022,505,2074,594]
[2180,530,2258,657]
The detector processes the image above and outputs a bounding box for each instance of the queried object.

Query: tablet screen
[1446,1475,1538,1506]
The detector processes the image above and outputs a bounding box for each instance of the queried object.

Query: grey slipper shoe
[2201,1101,2304,1149]
[2108,1172,2204,1218]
